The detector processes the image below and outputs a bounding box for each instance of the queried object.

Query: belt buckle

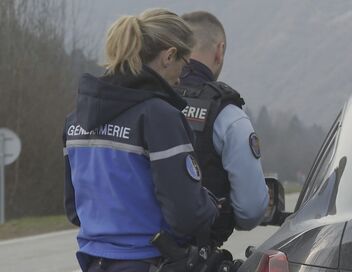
[97,257,110,270]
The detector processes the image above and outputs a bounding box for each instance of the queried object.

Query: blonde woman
[63,8,218,272]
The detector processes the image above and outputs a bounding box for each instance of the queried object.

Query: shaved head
[181,11,226,80]
[182,11,226,52]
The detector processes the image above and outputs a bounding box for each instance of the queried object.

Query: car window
[296,112,341,210]
[291,170,337,222]
[303,134,336,200]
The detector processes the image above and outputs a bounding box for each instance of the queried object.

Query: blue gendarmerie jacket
[63,66,218,268]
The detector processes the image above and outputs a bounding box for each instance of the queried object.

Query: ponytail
[105,16,143,75]
[105,9,194,76]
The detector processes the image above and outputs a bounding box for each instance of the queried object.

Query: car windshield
[296,112,341,210]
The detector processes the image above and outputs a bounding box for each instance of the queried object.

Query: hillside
[220,1,352,127]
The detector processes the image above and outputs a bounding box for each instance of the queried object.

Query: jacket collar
[180,59,215,86]
[76,65,187,131]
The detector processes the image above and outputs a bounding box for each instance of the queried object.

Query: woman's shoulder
[144,97,182,116]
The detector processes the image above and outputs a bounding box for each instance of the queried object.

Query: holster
[151,231,233,272]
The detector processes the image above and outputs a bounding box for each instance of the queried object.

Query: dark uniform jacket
[178,59,266,245]
[63,66,218,268]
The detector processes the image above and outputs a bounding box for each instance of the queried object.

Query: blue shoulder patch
[185,154,202,182]
[249,133,261,159]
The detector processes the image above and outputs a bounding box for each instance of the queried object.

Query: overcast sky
[67,0,234,65]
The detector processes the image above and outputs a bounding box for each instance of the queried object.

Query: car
[238,96,352,272]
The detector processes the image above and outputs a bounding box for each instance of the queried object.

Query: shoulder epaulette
[203,81,245,109]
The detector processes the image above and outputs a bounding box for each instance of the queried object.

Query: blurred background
[1,0,351,223]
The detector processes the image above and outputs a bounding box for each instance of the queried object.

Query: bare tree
[0,0,100,219]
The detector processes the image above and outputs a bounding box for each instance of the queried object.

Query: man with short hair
[178,11,269,246]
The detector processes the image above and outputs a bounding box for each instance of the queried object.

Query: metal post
[0,133,5,224]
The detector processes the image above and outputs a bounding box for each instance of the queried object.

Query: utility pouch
[151,231,200,272]
[151,231,233,272]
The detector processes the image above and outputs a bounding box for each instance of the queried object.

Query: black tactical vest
[176,81,245,242]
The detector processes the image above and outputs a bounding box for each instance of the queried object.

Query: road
[0,229,80,272]
[0,193,299,272]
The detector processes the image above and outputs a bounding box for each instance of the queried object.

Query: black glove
[202,189,236,247]
[210,199,236,247]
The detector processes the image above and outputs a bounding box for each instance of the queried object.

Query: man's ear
[215,41,225,65]
[161,47,177,68]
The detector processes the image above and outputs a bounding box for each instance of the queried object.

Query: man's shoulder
[178,81,245,108]
[205,82,245,107]
[206,81,238,94]
[217,104,249,126]
[220,104,248,120]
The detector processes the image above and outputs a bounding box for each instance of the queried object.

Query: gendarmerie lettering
[182,106,207,120]
[67,124,131,139]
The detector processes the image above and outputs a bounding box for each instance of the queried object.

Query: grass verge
[0,215,76,241]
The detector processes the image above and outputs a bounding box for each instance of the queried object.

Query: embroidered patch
[185,154,202,181]
[249,133,261,159]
